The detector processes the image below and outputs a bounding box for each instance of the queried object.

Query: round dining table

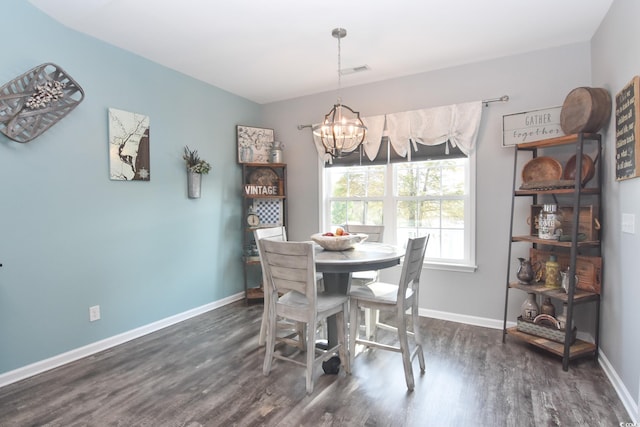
[314,242,405,348]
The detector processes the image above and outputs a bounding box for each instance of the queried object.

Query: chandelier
[312,28,366,159]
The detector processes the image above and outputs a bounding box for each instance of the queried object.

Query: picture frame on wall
[237,125,274,163]
[615,75,640,181]
[108,108,151,181]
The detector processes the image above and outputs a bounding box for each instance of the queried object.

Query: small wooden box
[530,248,602,294]
[529,205,600,241]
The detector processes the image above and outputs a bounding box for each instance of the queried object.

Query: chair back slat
[397,235,429,302]
[254,226,288,292]
[259,239,317,300]
[344,224,384,243]
[254,226,287,243]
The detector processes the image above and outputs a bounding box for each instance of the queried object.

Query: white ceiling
[28,0,614,104]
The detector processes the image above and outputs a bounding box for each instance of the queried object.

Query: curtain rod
[483,94,510,106]
[297,95,509,130]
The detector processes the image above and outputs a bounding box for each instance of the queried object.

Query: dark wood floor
[0,300,629,427]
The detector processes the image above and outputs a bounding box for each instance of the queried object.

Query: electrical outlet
[89,305,101,322]
[622,213,635,234]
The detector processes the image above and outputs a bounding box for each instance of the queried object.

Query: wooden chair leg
[336,308,350,374]
[263,302,276,376]
[365,308,381,341]
[412,303,425,373]
[349,299,361,366]
[258,303,268,346]
[306,315,317,394]
[296,322,307,350]
[397,311,415,391]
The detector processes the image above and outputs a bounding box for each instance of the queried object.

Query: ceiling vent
[340,65,370,75]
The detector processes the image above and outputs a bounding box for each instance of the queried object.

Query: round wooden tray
[522,156,562,183]
[248,167,278,186]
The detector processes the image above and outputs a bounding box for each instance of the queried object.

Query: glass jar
[538,204,558,240]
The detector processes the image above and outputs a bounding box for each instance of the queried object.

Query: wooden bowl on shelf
[521,156,563,184]
[563,154,595,185]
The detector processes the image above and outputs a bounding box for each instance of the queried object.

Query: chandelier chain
[337,32,342,104]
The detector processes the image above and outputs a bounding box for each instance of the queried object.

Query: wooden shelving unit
[241,163,287,304]
[501,133,603,371]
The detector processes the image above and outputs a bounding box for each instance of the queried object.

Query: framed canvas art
[237,125,274,163]
[109,108,150,181]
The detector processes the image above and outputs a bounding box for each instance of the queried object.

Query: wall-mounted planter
[187,171,202,199]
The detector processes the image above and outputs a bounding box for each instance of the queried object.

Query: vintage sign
[615,76,640,181]
[244,184,280,196]
[502,106,564,147]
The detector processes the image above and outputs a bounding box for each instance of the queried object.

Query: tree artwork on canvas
[108,108,151,181]
[237,125,274,164]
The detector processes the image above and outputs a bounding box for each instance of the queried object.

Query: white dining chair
[259,239,350,394]
[344,224,384,339]
[348,235,429,391]
[254,226,304,348]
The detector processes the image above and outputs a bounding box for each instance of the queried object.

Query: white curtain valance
[313,101,482,163]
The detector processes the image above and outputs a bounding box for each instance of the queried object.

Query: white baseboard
[597,350,639,423]
[419,307,508,330]
[0,292,244,388]
[419,308,636,422]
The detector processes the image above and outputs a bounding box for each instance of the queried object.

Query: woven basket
[516,316,576,344]
[0,63,84,143]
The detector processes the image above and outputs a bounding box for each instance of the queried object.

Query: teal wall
[0,2,259,373]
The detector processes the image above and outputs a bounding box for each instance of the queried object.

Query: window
[323,143,476,271]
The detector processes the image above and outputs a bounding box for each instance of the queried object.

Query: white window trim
[422,148,476,272]
[319,151,477,273]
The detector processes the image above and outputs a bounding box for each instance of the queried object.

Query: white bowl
[310,233,368,251]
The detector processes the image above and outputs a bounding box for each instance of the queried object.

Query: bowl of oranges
[310,227,368,251]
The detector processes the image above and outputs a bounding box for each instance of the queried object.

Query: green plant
[183,146,211,174]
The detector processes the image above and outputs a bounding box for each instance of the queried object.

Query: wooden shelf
[241,162,286,167]
[516,133,601,150]
[243,195,286,199]
[246,286,264,301]
[515,187,600,196]
[511,235,600,247]
[506,327,597,360]
[508,282,600,304]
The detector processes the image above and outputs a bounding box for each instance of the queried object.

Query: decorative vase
[544,254,561,288]
[520,293,539,321]
[540,297,556,317]
[187,171,201,199]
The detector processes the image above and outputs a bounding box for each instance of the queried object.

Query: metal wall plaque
[0,63,85,143]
